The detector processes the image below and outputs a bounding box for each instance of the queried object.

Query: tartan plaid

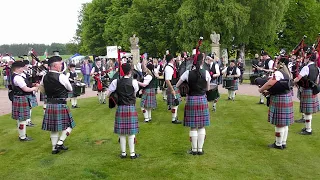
[225,79,239,91]
[268,92,294,126]
[68,91,80,98]
[300,88,320,114]
[166,86,182,106]
[114,105,139,135]
[40,93,47,103]
[42,103,76,131]
[140,88,157,108]
[183,95,210,128]
[26,94,38,108]
[12,96,31,121]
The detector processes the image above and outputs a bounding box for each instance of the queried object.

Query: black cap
[165,54,173,63]
[23,60,30,65]
[95,57,101,61]
[122,63,131,75]
[310,53,317,62]
[11,61,25,68]
[69,63,76,68]
[48,56,62,66]
[146,63,154,71]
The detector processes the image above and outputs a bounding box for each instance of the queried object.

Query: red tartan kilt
[140,88,157,108]
[114,105,139,135]
[42,104,76,131]
[183,95,210,128]
[12,96,31,121]
[166,86,182,106]
[300,88,320,114]
[268,93,294,126]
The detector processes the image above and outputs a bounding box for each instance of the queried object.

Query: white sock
[232,91,236,99]
[228,90,231,98]
[43,104,47,114]
[26,119,31,125]
[147,108,152,120]
[119,135,126,156]
[213,102,216,107]
[128,135,136,156]
[275,127,285,146]
[163,90,167,99]
[98,92,102,101]
[50,131,59,150]
[260,94,264,103]
[71,98,75,106]
[74,98,77,105]
[305,114,312,132]
[18,121,27,139]
[57,127,72,145]
[171,106,178,121]
[102,92,106,102]
[302,113,305,119]
[141,107,149,121]
[197,128,206,152]
[189,130,198,152]
[282,126,289,145]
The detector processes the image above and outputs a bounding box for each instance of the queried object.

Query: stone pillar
[211,43,221,61]
[129,34,140,66]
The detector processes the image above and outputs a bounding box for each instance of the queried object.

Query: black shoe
[19,136,33,141]
[301,127,306,132]
[172,120,182,124]
[74,105,80,108]
[227,97,231,100]
[26,122,35,127]
[295,118,305,123]
[130,153,140,159]
[149,118,152,122]
[187,149,197,155]
[282,144,287,149]
[257,101,264,104]
[268,143,283,150]
[52,149,60,154]
[212,106,216,112]
[167,106,171,110]
[300,130,312,135]
[144,119,149,123]
[120,153,127,159]
[71,105,75,109]
[197,151,205,155]
[55,144,69,150]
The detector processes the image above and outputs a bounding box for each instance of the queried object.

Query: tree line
[73,0,320,58]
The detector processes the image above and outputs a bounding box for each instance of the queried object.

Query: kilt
[40,93,47,103]
[225,79,239,91]
[114,105,139,135]
[68,91,79,98]
[268,92,294,126]
[183,95,210,128]
[300,88,320,114]
[25,94,38,108]
[12,96,31,121]
[166,86,182,106]
[140,88,157,108]
[42,103,76,131]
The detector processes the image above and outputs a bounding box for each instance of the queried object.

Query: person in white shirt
[222,60,241,100]
[256,52,274,104]
[206,55,220,111]
[106,63,140,159]
[91,58,107,104]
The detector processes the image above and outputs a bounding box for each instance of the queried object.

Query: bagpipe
[27,51,48,83]
[93,71,109,91]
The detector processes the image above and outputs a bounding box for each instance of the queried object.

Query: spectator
[81,57,92,88]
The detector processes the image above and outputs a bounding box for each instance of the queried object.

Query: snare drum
[249,74,260,85]
[206,84,220,101]
[223,77,235,89]
[74,82,86,96]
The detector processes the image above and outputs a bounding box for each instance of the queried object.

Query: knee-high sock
[128,135,136,156]
[147,108,152,119]
[231,91,236,99]
[71,98,75,106]
[119,135,126,156]
[302,113,305,119]
[98,92,102,101]
[305,114,312,132]
[171,106,178,121]
[260,93,264,103]
[213,102,217,108]
[18,121,27,139]
[74,98,77,105]
[282,126,289,145]
[162,90,167,99]
[26,109,32,124]
[275,127,285,146]
[189,130,198,152]
[43,104,47,114]
[141,107,149,121]
[197,128,206,152]
[102,92,106,101]
[50,131,59,150]
[228,90,231,98]
[57,127,72,145]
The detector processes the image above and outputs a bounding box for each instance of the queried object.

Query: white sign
[107,46,118,58]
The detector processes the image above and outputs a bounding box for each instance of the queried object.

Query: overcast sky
[0,0,92,45]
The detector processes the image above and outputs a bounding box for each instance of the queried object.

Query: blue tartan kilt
[26,94,38,108]
[114,105,139,135]
[42,103,76,131]
[40,93,47,103]
[140,88,157,109]
[225,79,239,91]
[183,95,210,128]
[300,88,320,114]
[166,86,182,106]
[12,95,31,121]
[268,92,294,126]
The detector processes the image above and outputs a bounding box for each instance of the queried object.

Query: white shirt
[222,67,241,76]
[210,62,220,76]
[268,60,274,70]
[13,73,27,88]
[164,63,174,81]
[179,70,211,83]
[66,72,78,79]
[274,70,285,81]
[108,77,139,94]
[142,74,152,86]
[40,70,73,91]
[299,62,315,77]
[134,63,142,73]
[91,66,105,74]
[154,65,160,75]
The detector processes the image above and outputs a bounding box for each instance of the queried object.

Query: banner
[107,46,118,58]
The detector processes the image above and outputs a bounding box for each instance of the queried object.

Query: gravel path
[0,84,302,116]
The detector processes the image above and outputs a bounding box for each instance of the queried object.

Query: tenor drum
[223,77,235,89]
[206,84,220,101]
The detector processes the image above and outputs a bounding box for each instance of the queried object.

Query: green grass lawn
[0,94,320,179]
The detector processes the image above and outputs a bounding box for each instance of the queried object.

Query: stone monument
[210,31,221,61]
[129,34,140,65]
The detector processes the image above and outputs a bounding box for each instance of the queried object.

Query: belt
[47,99,67,104]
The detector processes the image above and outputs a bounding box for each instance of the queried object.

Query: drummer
[66,64,80,108]
[207,54,220,111]
[222,59,241,101]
